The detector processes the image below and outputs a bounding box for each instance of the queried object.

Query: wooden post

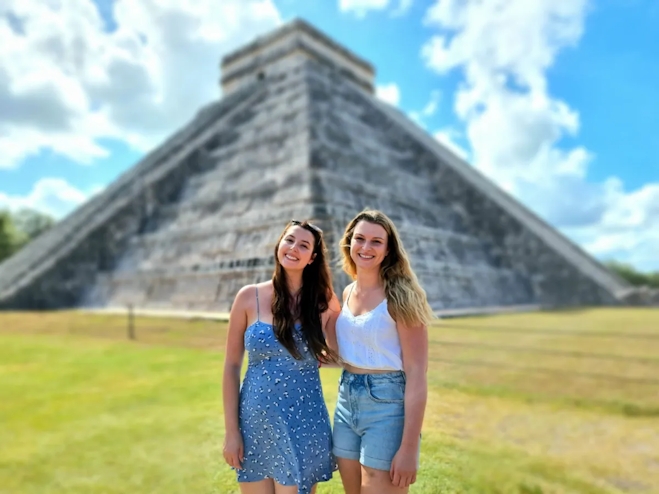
[128,303,135,340]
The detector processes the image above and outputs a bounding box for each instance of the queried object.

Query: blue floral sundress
[236,288,336,492]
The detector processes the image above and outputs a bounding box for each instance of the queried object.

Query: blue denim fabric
[332,370,418,471]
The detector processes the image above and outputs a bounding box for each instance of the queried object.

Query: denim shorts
[332,370,419,471]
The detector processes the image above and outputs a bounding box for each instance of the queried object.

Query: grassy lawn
[1,308,658,493]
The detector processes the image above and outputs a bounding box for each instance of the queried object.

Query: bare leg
[361,465,409,494]
[337,457,362,494]
[273,481,314,494]
[239,478,276,494]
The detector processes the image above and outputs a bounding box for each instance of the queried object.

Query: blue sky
[1,0,657,270]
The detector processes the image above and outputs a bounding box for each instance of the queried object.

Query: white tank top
[335,285,403,371]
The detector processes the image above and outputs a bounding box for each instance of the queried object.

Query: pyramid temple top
[220,19,375,96]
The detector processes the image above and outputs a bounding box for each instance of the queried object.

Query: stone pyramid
[0,19,630,313]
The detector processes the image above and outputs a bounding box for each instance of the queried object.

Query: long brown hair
[340,210,434,328]
[272,220,337,362]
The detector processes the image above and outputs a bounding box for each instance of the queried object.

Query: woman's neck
[355,269,382,292]
[285,272,303,297]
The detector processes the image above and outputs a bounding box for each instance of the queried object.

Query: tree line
[605,261,659,289]
[0,209,55,263]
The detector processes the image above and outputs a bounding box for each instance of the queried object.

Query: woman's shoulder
[326,290,341,313]
[341,282,356,303]
[253,280,273,291]
[233,281,272,308]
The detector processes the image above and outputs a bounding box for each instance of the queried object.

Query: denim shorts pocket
[366,377,405,403]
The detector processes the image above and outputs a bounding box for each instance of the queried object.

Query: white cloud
[421,89,441,117]
[392,0,414,16]
[0,178,102,219]
[0,0,281,169]
[434,128,469,161]
[376,82,401,106]
[421,0,589,192]
[339,0,412,17]
[409,89,441,127]
[421,0,659,272]
[564,180,659,271]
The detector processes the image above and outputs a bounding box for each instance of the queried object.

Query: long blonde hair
[340,209,434,328]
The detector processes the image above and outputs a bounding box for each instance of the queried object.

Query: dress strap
[346,282,356,304]
[255,285,260,322]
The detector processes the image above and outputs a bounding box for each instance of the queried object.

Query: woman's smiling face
[277,225,316,271]
[350,220,388,271]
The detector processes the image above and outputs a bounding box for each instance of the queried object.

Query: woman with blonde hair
[331,209,433,494]
[222,220,340,494]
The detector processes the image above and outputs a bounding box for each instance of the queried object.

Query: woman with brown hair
[222,220,340,494]
[332,209,434,494]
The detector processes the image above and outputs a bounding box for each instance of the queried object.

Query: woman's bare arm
[222,285,253,469]
[320,292,342,367]
[390,320,428,488]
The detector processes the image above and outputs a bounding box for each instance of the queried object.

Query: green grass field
[1,308,658,493]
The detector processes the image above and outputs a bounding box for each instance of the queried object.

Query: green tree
[0,211,26,263]
[646,272,659,289]
[12,208,55,241]
[0,209,55,264]
[605,260,659,288]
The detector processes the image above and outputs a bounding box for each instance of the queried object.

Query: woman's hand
[223,431,244,470]
[389,445,418,488]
